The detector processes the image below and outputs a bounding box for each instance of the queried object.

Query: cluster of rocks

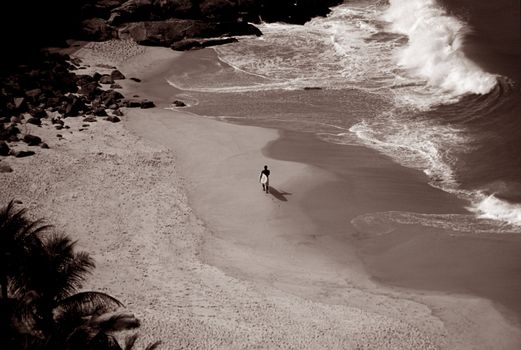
[1,1,343,59]
[0,51,154,159]
[77,0,342,50]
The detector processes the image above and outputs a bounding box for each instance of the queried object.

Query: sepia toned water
[166,0,521,231]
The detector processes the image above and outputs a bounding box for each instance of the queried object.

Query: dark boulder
[26,117,42,126]
[23,134,42,146]
[108,0,154,26]
[118,19,261,47]
[111,69,126,80]
[78,82,102,99]
[113,109,124,116]
[25,88,42,100]
[64,97,87,117]
[99,75,114,84]
[101,90,124,106]
[129,77,141,82]
[46,97,61,108]
[80,18,115,41]
[13,150,35,158]
[106,115,121,123]
[51,118,64,126]
[0,141,10,156]
[109,0,194,25]
[123,99,141,108]
[171,37,238,51]
[80,0,126,20]
[10,116,21,124]
[1,125,20,140]
[94,108,108,116]
[29,107,47,119]
[258,0,343,25]
[140,100,155,109]
[172,100,186,107]
[40,143,49,149]
[84,116,97,122]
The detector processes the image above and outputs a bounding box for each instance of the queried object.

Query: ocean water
[167,0,521,230]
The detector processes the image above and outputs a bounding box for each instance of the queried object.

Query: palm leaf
[145,340,162,350]
[123,333,139,350]
[29,234,95,302]
[55,291,124,322]
[91,312,141,332]
[123,334,162,350]
[66,325,123,350]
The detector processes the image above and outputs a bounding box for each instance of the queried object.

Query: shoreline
[265,129,521,322]
[2,40,520,348]
[115,43,521,348]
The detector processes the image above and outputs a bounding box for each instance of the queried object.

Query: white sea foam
[383,0,497,96]
[349,111,470,192]
[208,4,400,92]
[468,194,521,227]
[351,211,520,235]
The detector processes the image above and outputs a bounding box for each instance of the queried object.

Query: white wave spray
[469,194,521,227]
[383,0,497,96]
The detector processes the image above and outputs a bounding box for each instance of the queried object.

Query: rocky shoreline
[1,0,342,55]
[0,43,161,167]
[0,0,343,165]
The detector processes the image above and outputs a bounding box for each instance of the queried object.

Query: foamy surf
[351,210,520,235]
[383,0,497,96]
[164,0,519,229]
[469,194,521,227]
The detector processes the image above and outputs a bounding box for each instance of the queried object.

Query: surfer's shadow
[268,187,292,202]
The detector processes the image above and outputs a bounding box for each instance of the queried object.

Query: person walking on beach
[259,165,270,193]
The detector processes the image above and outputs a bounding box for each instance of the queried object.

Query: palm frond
[66,326,123,350]
[55,291,124,322]
[89,331,123,350]
[90,312,141,332]
[31,234,95,301]
[145,340,162,350]
[0,200,51,300]
[123,333,139,350]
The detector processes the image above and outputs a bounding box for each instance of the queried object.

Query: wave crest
[383,0,497,96]
[468,194,521,227]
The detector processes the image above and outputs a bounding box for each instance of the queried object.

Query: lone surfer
[259,165,270,193]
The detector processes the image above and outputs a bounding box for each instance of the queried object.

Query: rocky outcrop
[1,0,342,63]
[118,19,260,47]
[111,69,126,80]
[0,51,148,162]
[80,18,115,41]
[0,141,10,156]
[109,0,342,25]
[109,0,194,25]
[257,0,342,25]
[80,0,127,20]
[23,134,42,146]
[171,37,238,51]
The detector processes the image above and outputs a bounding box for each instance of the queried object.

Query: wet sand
[265,130,521,323]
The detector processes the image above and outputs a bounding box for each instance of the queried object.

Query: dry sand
[1,40,520,349]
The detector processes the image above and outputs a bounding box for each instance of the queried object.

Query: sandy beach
[1,40,520,349]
